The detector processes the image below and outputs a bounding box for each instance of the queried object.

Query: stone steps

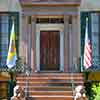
[16,72,84,100]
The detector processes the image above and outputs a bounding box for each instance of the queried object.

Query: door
[40,31,60,71]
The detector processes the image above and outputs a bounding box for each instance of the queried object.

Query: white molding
[36,24,64,71]
[36,24,64,32]
[60,31,64,71]
[69,23,73,71]
[36,32,40,71]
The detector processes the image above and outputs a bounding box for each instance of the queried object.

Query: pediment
[20,0,81,6]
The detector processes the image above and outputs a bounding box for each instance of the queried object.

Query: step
[27,96,74,100]
[17,76,83,80]
[27,91,73,96]
[16,73,84,76]
[16,77,84,83]
[17,80,84,86]
[16,73,84,77]
[23,86,73,91]
[16,72,84,100]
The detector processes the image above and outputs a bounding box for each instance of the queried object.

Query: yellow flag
[6,21,17,69]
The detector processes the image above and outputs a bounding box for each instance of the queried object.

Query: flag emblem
[84,18,92,69]
[6,21,17,69]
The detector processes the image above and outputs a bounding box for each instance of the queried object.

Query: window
[0,12,19,67]
[36,18,64,23]
[91,13,100,66]
[81,12,100,68]
[0,14,9,67]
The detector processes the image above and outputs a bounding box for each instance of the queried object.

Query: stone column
[77,10,81,71]
[72,15,77,72]
[27,16,32,68]
[72,14,80,72]
[64,15,69,72]
[20,15,28,64]
[31,16,36,72]
[68,15,73,72]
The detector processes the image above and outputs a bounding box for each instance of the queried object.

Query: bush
[91,82,100,100]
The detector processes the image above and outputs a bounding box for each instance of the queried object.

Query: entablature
[20,0,81,6]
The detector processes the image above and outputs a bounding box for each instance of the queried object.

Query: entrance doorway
[40,31,60,71]
[36,24,64,72]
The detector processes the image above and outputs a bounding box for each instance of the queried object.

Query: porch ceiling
[19,0,81,6]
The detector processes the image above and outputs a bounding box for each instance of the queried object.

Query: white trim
[36,32,40,71]
[69,24,72,71]
[31,96,73,97]
[36,24,64,32]
[36,24,64,71]
[60,31,64,71]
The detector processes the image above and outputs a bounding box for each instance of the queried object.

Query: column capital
[64,15,69,21]
[32,16,36,22]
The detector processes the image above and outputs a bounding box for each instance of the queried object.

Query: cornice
[19,0,81,6]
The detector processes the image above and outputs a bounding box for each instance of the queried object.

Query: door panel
[40,31,60,71]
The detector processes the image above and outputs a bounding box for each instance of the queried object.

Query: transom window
[36,18,64,23]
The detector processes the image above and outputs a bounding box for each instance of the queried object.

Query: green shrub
[91,82,100,100]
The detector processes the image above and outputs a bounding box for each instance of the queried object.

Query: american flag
[84,18,92,69]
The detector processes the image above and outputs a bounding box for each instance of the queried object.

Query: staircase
[16,72,84,100]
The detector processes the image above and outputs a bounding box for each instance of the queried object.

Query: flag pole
[81,56,83,72]
[12,16,15,23]
[6,15,17,69]
[83,17,92,70]
[8,16,16,80]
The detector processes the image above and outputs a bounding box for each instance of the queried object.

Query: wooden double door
[40,31,60,71]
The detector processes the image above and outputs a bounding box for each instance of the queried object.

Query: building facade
[0,0,100,99]
[19,0,80,73]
